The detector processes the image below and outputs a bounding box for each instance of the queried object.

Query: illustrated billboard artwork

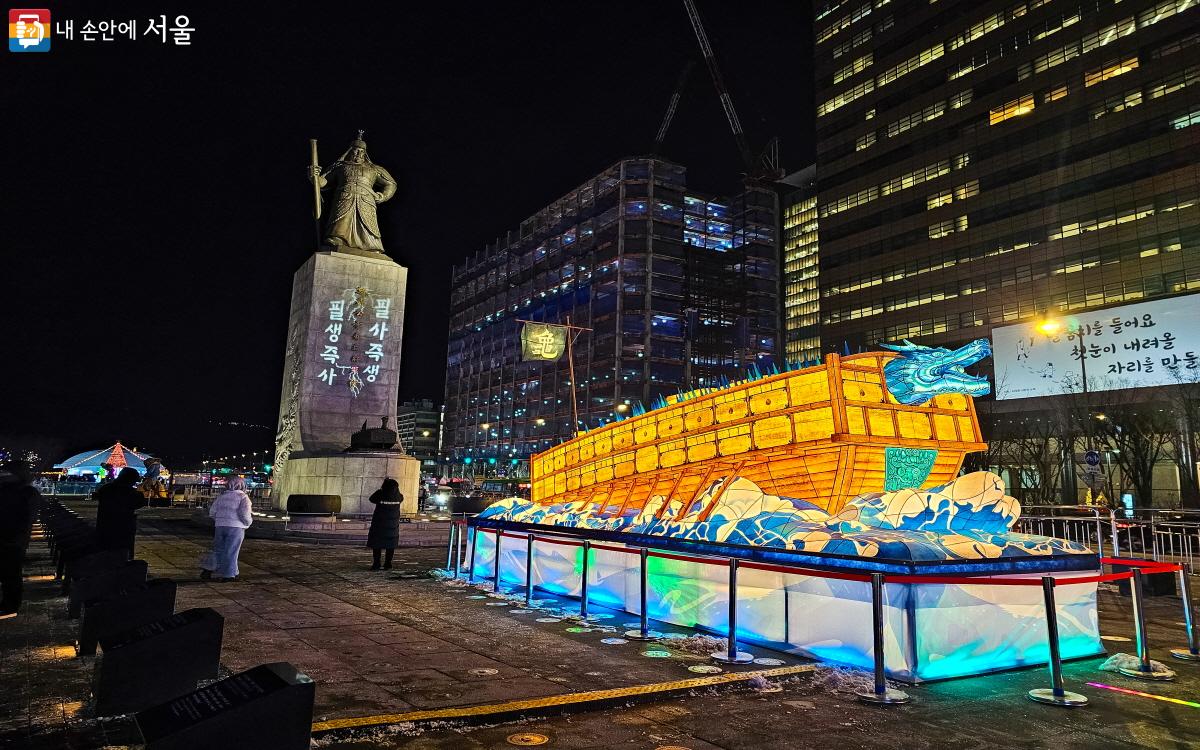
[992,293,1200,400]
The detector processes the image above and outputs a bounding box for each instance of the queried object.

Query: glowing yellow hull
[530,352,986,517]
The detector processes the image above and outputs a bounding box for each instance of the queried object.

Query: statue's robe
[323,161,396,252]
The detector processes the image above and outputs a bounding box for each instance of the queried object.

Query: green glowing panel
[884,447,937,491]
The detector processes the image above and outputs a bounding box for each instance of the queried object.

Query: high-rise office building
[780,165,822,363]
[444,158,777,462]
[396,399,442,468]
[812,0,1200,353]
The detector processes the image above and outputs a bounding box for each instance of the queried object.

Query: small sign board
[94,608,224,717]
[137,662,315,750]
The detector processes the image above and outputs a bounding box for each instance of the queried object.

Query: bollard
[525,533,535,606]
[445,519,457,571]
[625,547,660,641]
[1028,577,1088,706]
[1170,564,1200,661]
[467,526,477,584]
[856,572,910,704]
[493,527,503,593]
[711,558,753,664]
[1117,569,1176,681]
[579,540,591,619]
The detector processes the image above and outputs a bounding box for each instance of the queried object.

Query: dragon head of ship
[879,338,992,405]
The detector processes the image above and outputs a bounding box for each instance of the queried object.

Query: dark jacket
[366,482,403,550]
[94,476,147,552]
[0,482,37,547]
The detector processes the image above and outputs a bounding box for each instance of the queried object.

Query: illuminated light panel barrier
[466,528,1104,683]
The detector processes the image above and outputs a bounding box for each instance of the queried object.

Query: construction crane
[681,0,783,179]
[653,60,695,156]
[682,0,755,172]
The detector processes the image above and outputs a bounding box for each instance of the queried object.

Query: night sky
[4,1,814,465]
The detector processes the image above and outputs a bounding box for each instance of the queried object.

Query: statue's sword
[310,138,322,220]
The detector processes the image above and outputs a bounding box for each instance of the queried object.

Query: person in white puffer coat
[201,476,253,581]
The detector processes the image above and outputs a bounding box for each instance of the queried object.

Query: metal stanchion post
[626,547,661,641]
[445,518,457,571]
[457,518,466,576]
[1171,564,1200,661]
[525,533,535,606]
[712,558,753,664]
[452,522,461,577]
[1028,576,1088,706]
[579,540,591,619]
[1118,568,1176,680]
[493,527,503,593]
[856,572,910,704]
[1109,511,1121,558]
[467,525,477,584]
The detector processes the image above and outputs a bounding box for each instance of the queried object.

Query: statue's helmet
[351,129,367,150]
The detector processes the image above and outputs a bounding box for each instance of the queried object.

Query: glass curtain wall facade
[444,158,778,463]
[812,0,1200,354]
[781,165,822,363]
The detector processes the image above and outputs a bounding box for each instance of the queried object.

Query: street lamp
[1037,314,1089,396]
[615,403,629,414]
[1039,312,1099,503]
[481,423,490,431]
[535,418,546,426]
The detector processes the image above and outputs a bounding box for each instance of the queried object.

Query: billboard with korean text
[992,293,1200,400]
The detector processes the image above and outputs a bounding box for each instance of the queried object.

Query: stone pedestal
[274,451,420,517]
[272,250,410,511]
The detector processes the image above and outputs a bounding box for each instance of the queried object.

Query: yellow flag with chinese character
[521,323,567,361]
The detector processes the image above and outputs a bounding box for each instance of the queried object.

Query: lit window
[954,180,979,200]
[1043,83,1069,102]
[856,131,876,150]
[927,191,953,210]
[989,94,1035,124]
[1084,56,1139,87]
[834,53,873,84]
[1173,110,1200,129]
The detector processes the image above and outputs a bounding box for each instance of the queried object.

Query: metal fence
[1016,505,1200,574]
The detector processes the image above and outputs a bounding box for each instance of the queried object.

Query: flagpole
[517,318,591,439]
[566,315,579,435]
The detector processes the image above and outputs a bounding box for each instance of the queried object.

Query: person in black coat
[0,461,39,618]
[366,478,403,570]
[93,467,147,559]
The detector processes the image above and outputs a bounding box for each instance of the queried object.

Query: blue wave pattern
[477,472,1091,562]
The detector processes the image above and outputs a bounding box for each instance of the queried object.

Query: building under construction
[443,158,778,463]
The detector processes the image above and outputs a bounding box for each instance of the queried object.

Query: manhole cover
[601,637,628,645]
[507,732,550,746]
[510,609,533,614]
[486,602,509,606]
[468,668,499,676]
[655,746,694,750]
[753,657,787,666]
[642,650,672,658]
[536,617,562,623]
[566,626,593,633]
[658,633,687,640]
[466,595,488,599]
[689,665,722,674]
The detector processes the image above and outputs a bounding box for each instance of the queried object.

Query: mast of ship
[518,317,592,436]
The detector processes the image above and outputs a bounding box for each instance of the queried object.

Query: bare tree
[1094,396,1176,509]
[1162,369,1200,509]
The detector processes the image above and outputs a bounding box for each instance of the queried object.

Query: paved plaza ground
[1,506,1199,749]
